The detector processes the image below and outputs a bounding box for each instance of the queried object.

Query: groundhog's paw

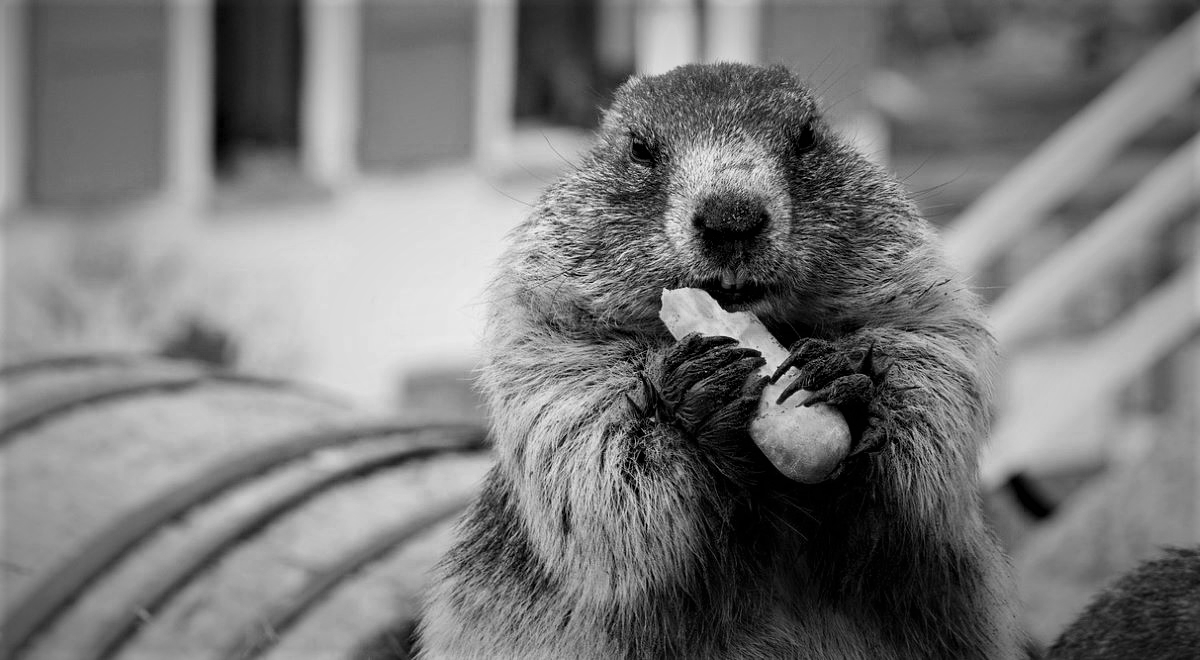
[772,338,894,457]
[644,332,767,443]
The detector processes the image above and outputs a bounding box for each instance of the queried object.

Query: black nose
[692,195,770,241]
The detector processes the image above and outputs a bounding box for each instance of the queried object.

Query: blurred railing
[944,11,1199,276]
[945,12,1200,489]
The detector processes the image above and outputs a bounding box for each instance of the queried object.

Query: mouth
[694,271,770,308]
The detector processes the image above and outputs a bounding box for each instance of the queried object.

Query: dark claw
[851,423,890,457]
[673,346,762,392]
[676,359,760,429]
[775,375,808,405]
[643,333,768,445]
[725,355,768,380]
[795,353,854,391]
[801,373,872,409]
[630,372,667,422]
[856,341,877,376]
[770,338,821,383]
[798,387,828,408]
[765,334,908,465]
[682,333,739,356]
[642,373,662,409]
[624,392,648,418]
[664,333,739,375]
[695,393,762,445]
[770,349,799,383]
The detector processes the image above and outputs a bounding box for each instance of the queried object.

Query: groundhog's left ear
[598,74,646,129]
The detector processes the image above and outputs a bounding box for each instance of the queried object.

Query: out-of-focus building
[0,0,891,408]
[0,0,886,215]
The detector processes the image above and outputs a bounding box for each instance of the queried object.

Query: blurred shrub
[3,221,304,376]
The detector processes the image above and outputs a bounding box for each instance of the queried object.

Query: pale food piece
[659,288,853,483]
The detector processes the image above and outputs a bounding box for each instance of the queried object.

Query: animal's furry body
[418,63,1023,659]
[1047,546,1200,659]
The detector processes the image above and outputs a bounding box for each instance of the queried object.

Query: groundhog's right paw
[642,333,767,444]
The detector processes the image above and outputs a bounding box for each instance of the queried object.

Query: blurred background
[1,0,1197,654]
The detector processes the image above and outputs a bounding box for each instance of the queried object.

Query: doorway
[212,0,303,187]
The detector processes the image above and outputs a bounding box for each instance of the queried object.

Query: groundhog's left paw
[642,333,767,445]
[770,338,893,457]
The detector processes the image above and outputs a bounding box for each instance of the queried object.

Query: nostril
[692,196,770,240]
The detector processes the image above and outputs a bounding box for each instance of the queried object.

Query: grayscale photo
[1,1,1197,658]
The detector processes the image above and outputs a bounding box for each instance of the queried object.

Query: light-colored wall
[302,0,360,188]
[636,0,699,75]
[166,0,213,207]
[474,0,516,170]
[705,0,762,64]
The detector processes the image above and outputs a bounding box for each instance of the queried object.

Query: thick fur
[1046,546,1200,659]
[418,63,1023,659]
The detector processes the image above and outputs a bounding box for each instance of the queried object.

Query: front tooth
[721,272,737,289]
[734,272,749,288]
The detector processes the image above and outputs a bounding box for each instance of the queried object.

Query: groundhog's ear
[762,63,818,110]
[599,75,646,129]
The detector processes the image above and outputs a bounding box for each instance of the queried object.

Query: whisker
[543,132,581,172]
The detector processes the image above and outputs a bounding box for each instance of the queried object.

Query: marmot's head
[505,63,922,332]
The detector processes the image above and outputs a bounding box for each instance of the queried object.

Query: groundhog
[416,63,1024,658]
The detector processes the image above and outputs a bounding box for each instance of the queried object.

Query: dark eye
[793,121,817,154]
[630,136,656,166]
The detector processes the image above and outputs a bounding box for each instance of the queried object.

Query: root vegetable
[659,288,852,483]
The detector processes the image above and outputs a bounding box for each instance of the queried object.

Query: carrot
[659,288,852,483]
